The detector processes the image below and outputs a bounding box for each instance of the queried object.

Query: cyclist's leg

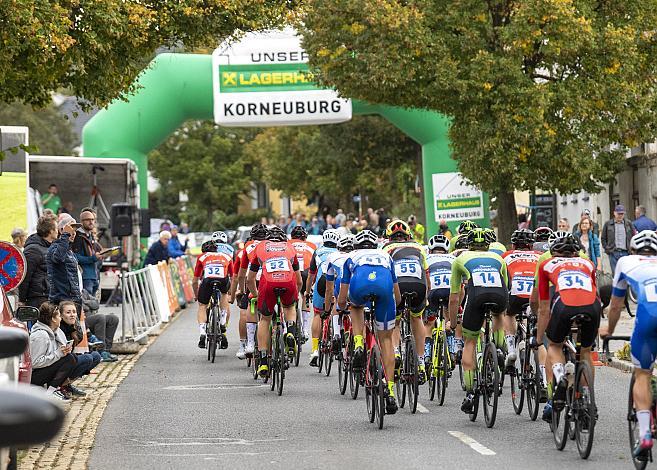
[407,281,428,371]
[504,295,524,362]
[631,305,657,452]
[196,279,213,346]
[460,288,486,411]
[310,275,326,361]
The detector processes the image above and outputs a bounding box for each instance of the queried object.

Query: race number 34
[557,271,592,291]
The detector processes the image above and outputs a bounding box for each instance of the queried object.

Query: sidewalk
[602,304,636,373]
[18,309,185,469]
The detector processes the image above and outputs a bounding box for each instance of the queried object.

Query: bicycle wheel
[470,374,480,422]
[366,350,376,423]
[372,345,386,429]
[458,351,466,391]
[318,320,327,373]
[439,336,449,407]
[575,361,596,459]
[628,375,650,469]
[511,341,524,415]
[429,336,438,401]
[397,339,405,408]
[551,379,570,450]
[338,337,349,395]
[525,348,541,421]
[404,339,419,414]
[277,330,286,396]
[482,342,500,428]
[325,331,334,377]
[270,335,278,392]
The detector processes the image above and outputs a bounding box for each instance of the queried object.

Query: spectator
[144,231,171,266]
[167,225,188,258]
[634,205,657,232]
[72,209,106,297]
[517,213,529,230]
[367,208,379,229]
[46,214,82,311]
[41,184,62,214]
[308,216,322,235]
[277,215,288,231]
[557,217,570,231]
[59,301,101,395]
[30,303,76,401]
[574,218,602,271]
[19,216,58,309]
[377,208,388,233]
[572,209,600,236]
[408,215,426,244]
[11,227,27,249]
[601,204,635,274]
[82,290,119,362]
[286,213,307,235]
[334,209,346,227]
[179,222,190,234]
[58,201,74,215]
[438,218,453,239]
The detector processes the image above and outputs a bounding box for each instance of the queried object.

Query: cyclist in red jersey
[289,226,317,339]
[193,232,234,350]
[247,226,303,377]
[502,229,540,366]
[537,233,601,416]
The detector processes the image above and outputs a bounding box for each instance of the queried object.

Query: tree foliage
[301,0,657,239]
[0,0,297,109]
[0,101,78,155]
[149,121,261,230]
[244,115,420,214]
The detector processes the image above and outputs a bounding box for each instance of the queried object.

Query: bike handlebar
[602,335,630,363]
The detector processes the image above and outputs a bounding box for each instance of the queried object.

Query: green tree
[244,115,420,216]
[0,101,78,155]
[149,121,261,231]
[301,1,657,242]
[0,1,296,109]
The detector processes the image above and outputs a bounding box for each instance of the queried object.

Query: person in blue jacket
[168,225,188,258]
[46,214,82,308]
[574,217,602,271]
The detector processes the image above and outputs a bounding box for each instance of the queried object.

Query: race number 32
[204,265,225,278]
[266,258,289,272]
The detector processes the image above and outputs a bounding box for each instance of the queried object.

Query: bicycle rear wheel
[404,339,419,414]
[397,339,405,408]
[338,338,349,395]
[551,379,570,450]
[628,375,650,469]
[277,330,286,396]
[439,336,449,407]
[511,342,524,415]
[525,348,540,421]
[325,333,334,377]
[372,345,385,429]
[349,339,360,399]
[366,350,376,423]
[482,342,500,428]
[429,333,440,402]
[575,361,596,459]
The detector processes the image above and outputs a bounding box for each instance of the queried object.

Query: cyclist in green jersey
[449,220,479,252]
[448,228,509,413]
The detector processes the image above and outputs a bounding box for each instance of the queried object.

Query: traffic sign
[0,241,26,292]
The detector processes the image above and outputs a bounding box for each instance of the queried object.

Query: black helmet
[534,226,553,242]
[454,233,470,250]
[511,229,535,249]
[250,223,269,241]
[201,240,218,253]
[268,226,287,242]
[290,225,308,240]
[550,233,581,255]
[457,220,479,235]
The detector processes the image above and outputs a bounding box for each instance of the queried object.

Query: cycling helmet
[386,219,411,240]
[211,231,228,244]
[534,226,553,242]
[454,234,470,250]
[201,240,218,253]
[267,226,287,242]
[457,220,479,235]
[250,223,269,241]
[322,229,340,247]
[290,225,308,240]
[337,233,355,252]
[466,228,489,250]
[550,233,581,255]
[483,228,497,243]
[548,230,571,247]
[630,230,657,254]
[354,229,378,249]
[511,229,535,249]
[428,234,450,252]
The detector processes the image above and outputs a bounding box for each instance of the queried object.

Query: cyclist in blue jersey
[323,233,355,353]
[336,229,402,414]
[305,229,340,366]
[600,230,657,460]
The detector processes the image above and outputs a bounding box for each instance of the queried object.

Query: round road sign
[0,241,26,292]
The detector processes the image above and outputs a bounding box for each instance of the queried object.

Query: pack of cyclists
[191,217,657,461]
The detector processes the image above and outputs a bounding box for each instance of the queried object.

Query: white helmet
[211,231,228,244]
[548,230,570,247]
[322,229,340,245]
[630,230,657,254]
[428,234,449,252]
[354,229,378,248]
[337,233,355,251]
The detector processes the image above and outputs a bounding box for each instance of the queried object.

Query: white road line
[448,431,496,456]
[416,403,430,413]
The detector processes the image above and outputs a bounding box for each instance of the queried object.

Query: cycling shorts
[545,295,601,348]
[631,304,657,370]
[312,274,327,310]
[507,294,530,316]
[348,266,396,331]
[197,277,230,305]
[461,284,508,340]
[257,277,298,316]
[396,279,427,319]
[425,289,450,322]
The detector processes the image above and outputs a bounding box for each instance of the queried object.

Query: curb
[606,357,634,373]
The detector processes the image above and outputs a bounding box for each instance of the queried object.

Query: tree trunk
[495,190,517,247]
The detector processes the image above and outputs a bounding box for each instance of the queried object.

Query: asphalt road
[90,304,636,470]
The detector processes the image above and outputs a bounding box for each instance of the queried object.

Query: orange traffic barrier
[592,350,604,367]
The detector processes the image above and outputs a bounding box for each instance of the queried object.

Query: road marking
[448,431,496,455]
[163,383,267,391]
[128,437,285,447]
[416,403,430,413]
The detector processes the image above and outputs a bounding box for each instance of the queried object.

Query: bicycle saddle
[273,287,288,296]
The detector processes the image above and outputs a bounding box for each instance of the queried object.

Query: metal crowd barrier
[119,266,162,343]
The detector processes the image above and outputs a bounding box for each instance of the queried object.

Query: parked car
[1,289,33,384]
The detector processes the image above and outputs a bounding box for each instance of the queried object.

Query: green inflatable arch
[82,53,489,236]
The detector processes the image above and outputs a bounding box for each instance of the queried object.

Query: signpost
[0,241,26,292]
[212,28,352,127]
[432,172,484,223]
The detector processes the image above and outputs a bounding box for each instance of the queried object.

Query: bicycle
[468,303,501,428]
[510,304,542,421]
[396,292,420,414]
[427,299,452,406]
[293,300,306,367]
[205,280,225,364]
[363,295,387,429]
[337,308,353,396]
[318,310,334,376]
[551,314,597,459]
